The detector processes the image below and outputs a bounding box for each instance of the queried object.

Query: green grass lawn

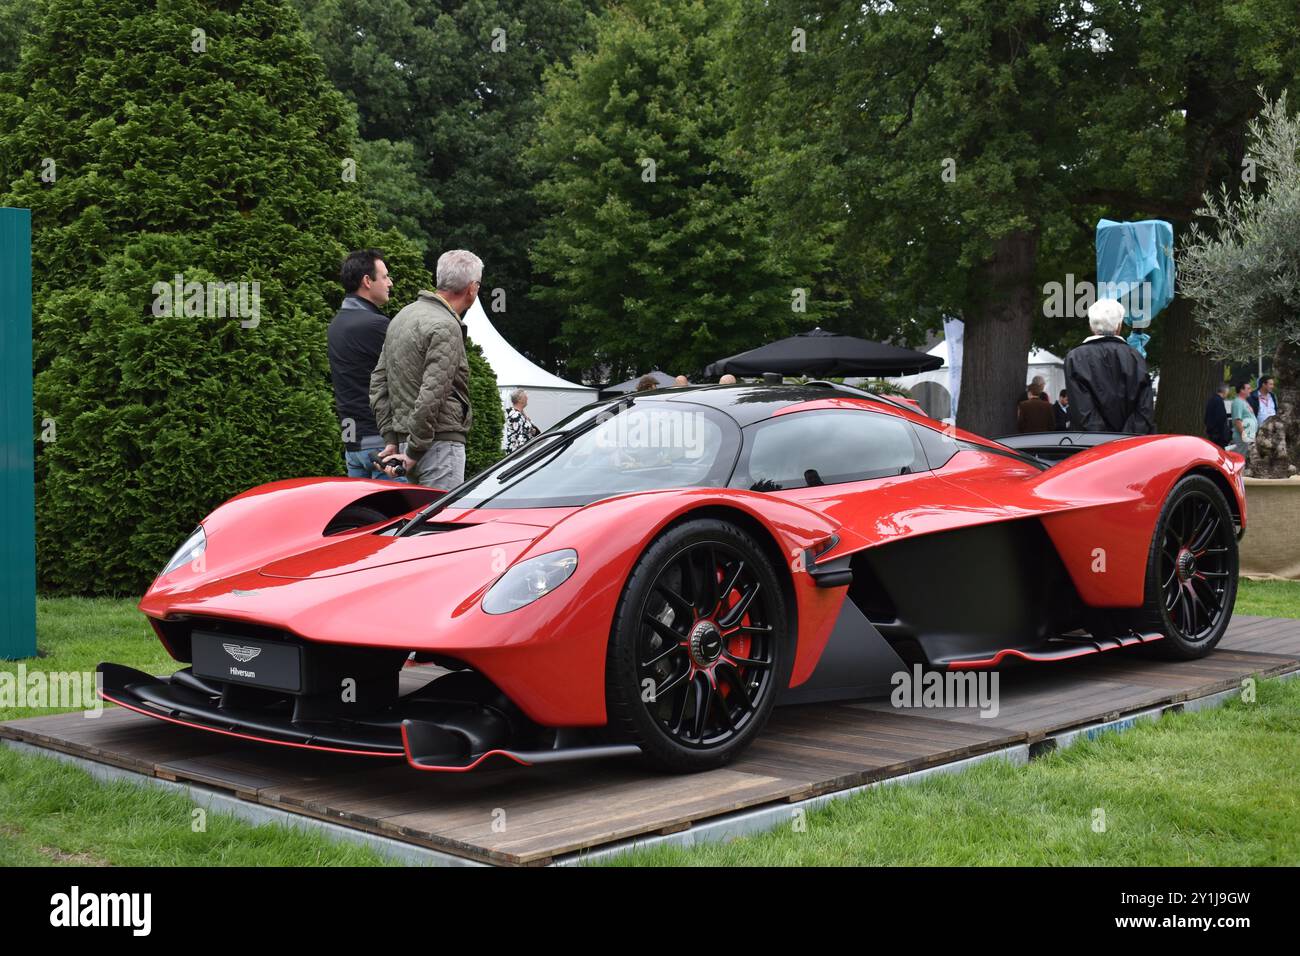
[1236,578,1300,619]
[1,597,179,722]
[0,745,393,866]
[3,579,1299,867]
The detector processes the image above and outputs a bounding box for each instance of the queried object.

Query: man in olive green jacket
[369,250,482,489]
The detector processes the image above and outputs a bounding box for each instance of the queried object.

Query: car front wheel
[604,518,790,773]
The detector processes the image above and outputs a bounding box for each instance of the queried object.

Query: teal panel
[0,207,35,659]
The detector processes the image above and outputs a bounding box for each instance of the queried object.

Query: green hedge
[0,0,499,594]
[466,340,506,478]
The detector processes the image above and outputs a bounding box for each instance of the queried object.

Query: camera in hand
[370,451,407,478]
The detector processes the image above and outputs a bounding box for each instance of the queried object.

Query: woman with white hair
[505,387,539,452]
[1062,298,1155,434]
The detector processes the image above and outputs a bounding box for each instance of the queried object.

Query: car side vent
[846,553,897,623]
[412,522,473,536]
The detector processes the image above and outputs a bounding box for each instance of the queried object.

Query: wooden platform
[3,614,1298,866]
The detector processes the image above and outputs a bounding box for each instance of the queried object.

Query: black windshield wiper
[396,397,635,536]
[495,426,588,483]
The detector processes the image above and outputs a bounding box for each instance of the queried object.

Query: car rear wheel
[1132,474,1238,659]
[605,518,789,773]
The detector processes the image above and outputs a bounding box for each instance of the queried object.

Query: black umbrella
[704,328,942,378]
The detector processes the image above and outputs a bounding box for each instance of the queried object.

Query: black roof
[583,382,906,428]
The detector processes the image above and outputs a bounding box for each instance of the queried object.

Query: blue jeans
[345,436,406,482]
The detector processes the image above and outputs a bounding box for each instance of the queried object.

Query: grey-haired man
[1064,299,1154,434]
[369,250,482,489]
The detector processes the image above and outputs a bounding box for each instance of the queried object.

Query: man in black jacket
[1204,382,1232,448]
[1053,389,1070,430]
[1064,299,1155,434]
[328,250,396,478]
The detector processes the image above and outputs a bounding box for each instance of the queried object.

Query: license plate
[191,631,301,692]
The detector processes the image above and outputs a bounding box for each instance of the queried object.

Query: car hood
[258,518,545,579]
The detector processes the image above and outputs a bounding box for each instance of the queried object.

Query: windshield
[440,401,742,510]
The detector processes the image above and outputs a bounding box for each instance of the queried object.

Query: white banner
[943,316,964,423]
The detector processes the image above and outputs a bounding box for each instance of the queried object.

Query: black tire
[1128,474,1238,659]
[323,504,390,536]
[604,518,790,773]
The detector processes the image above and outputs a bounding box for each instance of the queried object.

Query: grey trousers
[409,440,465,490]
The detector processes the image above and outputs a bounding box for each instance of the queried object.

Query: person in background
[1020,375,1046,404]
[1053,389,1070,430]
[1204,383,1233,448]
[1230,379,1258,454]
[328,249,399,479]
[370,249,481,489]
[1064,299,1155,433]
[1017,379,1056,433]
[674,374,689,386]
[1251,375,1276,426]
[505,388,539,453]
[719,374,737,385]
[636,374,660,392]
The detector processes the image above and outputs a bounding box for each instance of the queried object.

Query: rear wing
[991,431,1131,465]
[807,380,930,416]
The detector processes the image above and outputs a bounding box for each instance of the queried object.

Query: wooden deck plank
[1221,625,1300,655]
[1221,616,1300,654]
[376,768,802,865]
[155,748,385,797]
[0,707,229,774]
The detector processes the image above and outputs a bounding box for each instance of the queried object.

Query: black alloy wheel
[1132,474,1238,659]
[605,519,789,772]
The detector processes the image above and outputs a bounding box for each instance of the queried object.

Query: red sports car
[100,383,1245,772]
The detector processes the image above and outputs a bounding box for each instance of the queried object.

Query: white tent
[871,339,1066,423]
[463,300,597,443]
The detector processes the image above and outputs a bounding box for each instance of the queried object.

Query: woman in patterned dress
[505,388,538,452]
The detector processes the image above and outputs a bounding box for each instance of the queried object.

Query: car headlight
[160,526,206,577]
[482,549,578,615]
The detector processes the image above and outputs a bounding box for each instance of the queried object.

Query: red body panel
[145,478,443,606]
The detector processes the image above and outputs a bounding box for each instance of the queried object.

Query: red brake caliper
[717,569,750,697]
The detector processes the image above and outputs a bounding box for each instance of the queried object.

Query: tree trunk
[1271,337,1300,472]
[956,230,1039,438]
[1153,296,1221,436]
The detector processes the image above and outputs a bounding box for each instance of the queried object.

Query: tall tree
[1180,93,1300,471]
[349,136,442,256]
[291,0,598,372]
[0,0,475,593]
[729,1,1112,436]
[527,0,825,382]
